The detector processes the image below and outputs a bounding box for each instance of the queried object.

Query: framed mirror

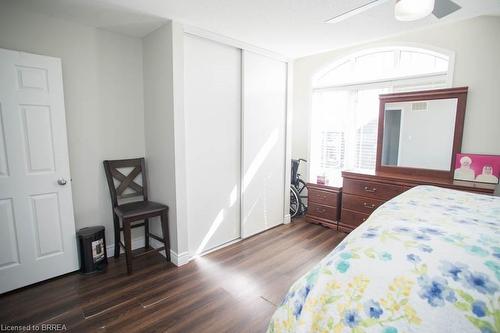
[376,87,468,179]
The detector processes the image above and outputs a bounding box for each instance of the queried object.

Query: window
[310,46,452,183]
[314,46,450,89]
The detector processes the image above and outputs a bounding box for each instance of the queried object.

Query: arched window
[310,46,453,183]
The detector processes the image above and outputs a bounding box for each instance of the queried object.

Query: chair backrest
[103,158,148,207]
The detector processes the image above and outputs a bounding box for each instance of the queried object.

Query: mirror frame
[376,87,468,179]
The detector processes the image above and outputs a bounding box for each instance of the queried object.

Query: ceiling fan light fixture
[395,0,435,21]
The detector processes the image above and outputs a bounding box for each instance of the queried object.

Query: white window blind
[319,130,345,170]
[354,117,378,169]
[352,89,384,170]
[311,88,384,183]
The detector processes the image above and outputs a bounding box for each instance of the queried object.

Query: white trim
[284,214,291,224]
[313,72,448,92]
[149,237,190,266]
[283,61,293,224]
[240,50,247,239]
[183,24,289,63]
[106,237,145,258]
[306,80,314,183]
[170,250,191,266]
[172,21,190,258]
[106,237,190,266]
[147,237,190,266]
[192,238,242,259]
[447,51,456,87]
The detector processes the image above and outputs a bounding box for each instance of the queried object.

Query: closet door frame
[182,25,292,246]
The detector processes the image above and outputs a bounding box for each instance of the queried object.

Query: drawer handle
[364,186,377,193]
[363,202,375,209]
[315,194,327,199]
[316,207,326,213]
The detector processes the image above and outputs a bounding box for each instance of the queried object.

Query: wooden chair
[103,158,170,274]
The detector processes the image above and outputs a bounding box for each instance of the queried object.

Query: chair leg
[160,210,170,262]
[122,218,133,274]
[113,213,121,258]
[144,218,150,249]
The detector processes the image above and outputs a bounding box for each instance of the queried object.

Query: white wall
[171,22,190,263]
[0,2,145,245]
[293,16,500,178]
[143,22,190,265]
[142,23,176,255]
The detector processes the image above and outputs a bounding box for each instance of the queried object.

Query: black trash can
[76,226,108,274]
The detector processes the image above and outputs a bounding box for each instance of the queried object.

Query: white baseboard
[284,214,291,224]
[193,238,241,258]
[106,237,190,267]
[106,237,146,257]
[171,251,190,266]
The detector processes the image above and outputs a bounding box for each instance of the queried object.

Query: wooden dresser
[305,182,342,229]
[340,169,496,232]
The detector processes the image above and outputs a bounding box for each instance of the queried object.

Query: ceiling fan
[325,0,462,24]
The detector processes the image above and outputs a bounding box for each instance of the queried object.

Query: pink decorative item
[317,175,326,185]
[454,153,500,184]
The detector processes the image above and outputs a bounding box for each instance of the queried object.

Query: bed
[268,186,500,333]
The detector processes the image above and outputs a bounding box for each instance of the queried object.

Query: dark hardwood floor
[0,218,345,332]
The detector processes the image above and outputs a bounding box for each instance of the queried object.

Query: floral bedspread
[268,186,500,333]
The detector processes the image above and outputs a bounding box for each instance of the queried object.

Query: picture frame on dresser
[454,153,500,184]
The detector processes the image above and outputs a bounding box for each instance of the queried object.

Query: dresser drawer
[343,178,404,201]
[340,209,369,230]
[342,194,385,215]
[308,188,339,207]
[307,203,338,222]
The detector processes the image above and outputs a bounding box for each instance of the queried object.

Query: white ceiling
[13,0,500,58]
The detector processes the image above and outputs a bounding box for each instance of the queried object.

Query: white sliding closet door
[184,35,241,256]
[241,51,287,238]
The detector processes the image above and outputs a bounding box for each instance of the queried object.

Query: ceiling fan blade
[325,0,388,24]
[432,0,462,19]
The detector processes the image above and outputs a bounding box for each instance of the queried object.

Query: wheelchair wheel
[290,186,300,218]
[297,179,308,214]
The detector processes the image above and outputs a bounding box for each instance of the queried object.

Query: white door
[241,51,287,238]
[184,35,241,256]
[0,48,78,293]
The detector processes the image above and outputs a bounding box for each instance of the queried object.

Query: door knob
[57,178,67,186]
